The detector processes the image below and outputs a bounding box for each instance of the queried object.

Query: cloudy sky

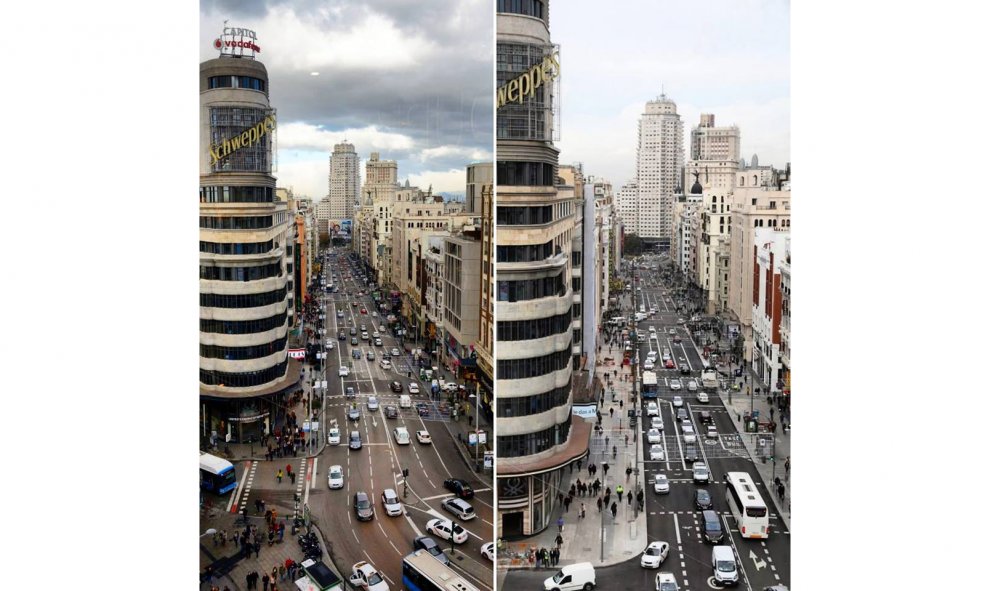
[201,0,493,200]
[552,0,790,187]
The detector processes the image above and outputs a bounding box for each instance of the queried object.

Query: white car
[669,379,681,391]
[681,425,696,444]
[696,391,709,403]
[349,561,389,591]
[692,462,710,484]
[672,396,684,408]
[326,340,335,350]
[328,464,344,489]
[653,473,670,494]
[426,518,468,544]
[649,444,666,460]
[649,326,657,333]
[327,427,341,446]
[391,348,400,357]
[655,572,679,591]
[640,541,670,569]
[706,425,718,439]
[646,402,660,416]
[372,332,380,339]
[393,427,411,445]
[651,416,664,430]
[644,359,655,371]
[668,328,676,335]
[686,380,698,392]
[338,366,350,377]
[481,542,494,562]
[647,428,662,444]
[416,430,432,444]
[367,396,380,411]
[381,488,402,516]
[408,382,420,394]
[380,359,392,369]
[647,351,658,363]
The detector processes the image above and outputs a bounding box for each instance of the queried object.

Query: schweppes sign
[210,113,277,165]
[496,52,559,109]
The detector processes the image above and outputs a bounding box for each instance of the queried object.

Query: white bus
[402,549,481,591]
[200,452,237,495]
[724,472,770,539]
[642,371,659,399]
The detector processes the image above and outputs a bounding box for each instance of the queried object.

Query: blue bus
[402,549,481,591]
[200,452,237,495]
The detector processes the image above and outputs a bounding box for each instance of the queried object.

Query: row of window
[496,273,565,302]
[496,382,570,417]
[496,161,556,187]
[497,310,572,341]
[200,240,274,255]
[200,359,288,387]
[497,0,545,19]
[496,241,556,263]
[200,216,273,230]
[200,286,287,309]
[199,263,282,282]
[208,76,266,92]
[497,349,571,380]
[200,185,274,204]
[200,336,288,361]
[200,311,287,335]
[496,205,554,226]
[496,416,571,458]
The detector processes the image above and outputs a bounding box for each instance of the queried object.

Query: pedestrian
[564,496,571,512]
[279,565,286,581]
[609,407,615,419]
[276,469,283,483]
[610,502,617,519]
[254,540,261,558]
[616,484,624,498]
[557,516,564,533]
[581,503,586,519]
[262,574,270,591]
[625,466,632,481]
[627,490,633,505]
[597,497,603,512]
[289,471,296,484]
[272,566,279,583]
[555,533,563,549]
[602,462,609,477]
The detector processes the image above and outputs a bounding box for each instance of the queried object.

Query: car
[678,363,689,374]
[326,340,335,350]
[327,427,341,445]
[672,396,683,408]
[413,536,450,566]
[337,310,345,318]
[361,331,369,341]
[374,338,383,346]
[647,428,662,444]
[687,379,698,391]
[426,518,468,544]
[416,402,431,416]
[653,473,670,494]
[644,359,655,371]
[441,497,476,520]
[390,381,403,393]
[416,430,432,444]
[367,396,379,411]
[649,326,657,333]
[338,366,350,377]
[345,386,356,399]
[360,308,367,314]
[692,462,710,484]
[706,425,718,439]
[649,444,666,460]
[359,324,367,332]
[350,327,357,335]
[668,328,676,335]
[647,351,658,364]
[665,358,676,369]
[338,331,346,340]
[676,408,688,421]
[349,430,362,449]
[655,572,679,591]
[673,335,682,344]
[391,348,400,357]
[352,349,362,360]
[349,561,388,591]
[353,491,374,521]
[351,302,358,307]
[481,542,495,562]
[380,359,392,369]
[351,337,359,346]
[381,488,402,517]
[695,489,713,510]
[327,464,344,489]
[646,402,660,416]
[696,392,709,403]
[348,407,361,422]
[372,332,380,339]
[640,541,670,569]
[669,378,681,391]
[684,445,699,463]
[393,426,411,445]
[444,478,474,499]
[408,382,420,394]
[699,410,713,423]
[651,416,664,430]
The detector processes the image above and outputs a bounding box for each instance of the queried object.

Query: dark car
[679,363,690,375]
[676,408,689,421]
[416,403,431,416]
[699,411,713,423]
[353,491,374,521]
[389,381,403,393]
[338,331,346,341]
[349,430,362,450]
[444,478,474,500]
[350,337,359,346]
[345,387,356,399]
[383,405,399,419]
[701,509,724,543]
[695,489,713,510]
[413,536,450,565]
[348,407,361,422]
[684,444,699,463]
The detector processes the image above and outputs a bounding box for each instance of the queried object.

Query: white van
[544,562,595,591]
[399,394,412,409]
[711,546,738,586]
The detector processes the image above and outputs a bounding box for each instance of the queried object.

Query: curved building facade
[496,0,588,538]
[199,52,298,445]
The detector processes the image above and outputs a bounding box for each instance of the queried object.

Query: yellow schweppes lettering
[209,114,277,165]
[496,52,559,109]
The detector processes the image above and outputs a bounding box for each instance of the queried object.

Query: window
[200,336,288,360]
[496,273,566,302]
[496,381,571,417]
[208,76,233,89]
[200,186,274,204]
[199,215,273,230]
[199,240,274,255]
[200,286,288,308]
[199,263,282,281]
[200,359,289,387]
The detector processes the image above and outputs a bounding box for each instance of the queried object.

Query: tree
[623,233,644,257]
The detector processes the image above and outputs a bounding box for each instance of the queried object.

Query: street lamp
[469,386,480,471]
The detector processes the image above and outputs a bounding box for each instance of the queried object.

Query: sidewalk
[498,352,647,573]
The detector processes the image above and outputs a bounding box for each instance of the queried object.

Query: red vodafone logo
[214,38,222,49]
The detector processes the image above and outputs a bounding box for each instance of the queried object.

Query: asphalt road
[310,248,494,590]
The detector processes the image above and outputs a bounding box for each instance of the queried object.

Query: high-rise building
[690,113,740,161]
[634,95,683,243]
[476,180,495,416]
[615,180,639,235]
[199,39,297,444]
[328,142,360,221]
[496,0,588,538]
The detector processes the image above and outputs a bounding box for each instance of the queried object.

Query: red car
[665,358,676,369]
[360,308,367,314]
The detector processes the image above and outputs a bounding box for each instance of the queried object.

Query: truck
[701,367,718,390]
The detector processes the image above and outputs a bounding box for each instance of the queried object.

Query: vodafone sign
[215,25,261,57]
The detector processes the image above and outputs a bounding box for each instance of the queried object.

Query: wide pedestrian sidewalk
[498,354,647,576]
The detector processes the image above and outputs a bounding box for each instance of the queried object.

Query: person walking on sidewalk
[555,533,563,549]
[557,517,564,533]
[627,490,633,505]
[276,469,283,484]
[581,503,586,519]
[597,496,603,512]
[564,496,571,512]
[610,502,618,520]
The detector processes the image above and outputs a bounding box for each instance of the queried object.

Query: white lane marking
[674,513,681,544]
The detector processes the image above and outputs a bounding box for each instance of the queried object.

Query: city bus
[724,471,770,539]
[402,549,481,591]
[642,371,659,399]
[200,452,237,495]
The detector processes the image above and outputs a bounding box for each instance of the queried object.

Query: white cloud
[407,169,467,194]
[274,157,328,200]
[278,122,414,152]
[417,145,492,163]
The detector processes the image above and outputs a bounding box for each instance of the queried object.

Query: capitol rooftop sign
[214,24,261,58]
